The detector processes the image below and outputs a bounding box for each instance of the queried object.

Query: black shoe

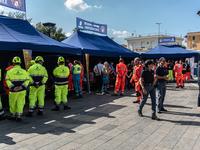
[111,93,118,96]
[25,112,33,117]
[161,108,167,112]
[181,86,183,88]
[137,110,143,117]
[133,100,140,103]
[152,114,160,121]
[120,93,124,96]
[37,111,43,116]
[64,105,71,110]
[157,111,162,114]
[16,118,22,122]
[0,115,7,120]
[176,86,179,88]
[51,106,60,111]
[7,116,16,120]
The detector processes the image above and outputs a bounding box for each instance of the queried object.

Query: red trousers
[68,78,74,91]
[176,74,182,87]
[181,74,186,86]
[135,80,142,101]
[80,76,83,90]
[185,72,190,82]
[114,76,125,94]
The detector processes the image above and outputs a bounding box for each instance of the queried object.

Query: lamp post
[197,11,200,107]
[42,22,56,37]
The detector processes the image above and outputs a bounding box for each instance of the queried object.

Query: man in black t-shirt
[181,62,186,87]
[185,60,191,83]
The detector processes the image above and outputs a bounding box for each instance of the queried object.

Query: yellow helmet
[29,60,35,66]
[35,56,44,62]
[12,56,21,64]
[57,56,65,63]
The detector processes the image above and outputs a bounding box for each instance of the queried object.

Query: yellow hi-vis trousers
[9,90,26,118]
[29,85,45,112]
[0,97,5,116]
[54,84,68,106]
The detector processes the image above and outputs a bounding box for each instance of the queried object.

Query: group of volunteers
[0,55,191,122]
[0,56,83,122]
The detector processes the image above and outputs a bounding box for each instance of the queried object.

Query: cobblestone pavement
[0,82,199,150]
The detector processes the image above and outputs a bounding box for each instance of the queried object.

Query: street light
[42,22,56,37]
[156,23,162,37]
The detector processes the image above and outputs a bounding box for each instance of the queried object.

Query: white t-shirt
[93,63,104,76]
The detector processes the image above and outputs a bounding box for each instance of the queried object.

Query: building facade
[185,32,200,50]
[125,35,184,52]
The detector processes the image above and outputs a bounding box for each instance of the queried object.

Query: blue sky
[1,0,200,45]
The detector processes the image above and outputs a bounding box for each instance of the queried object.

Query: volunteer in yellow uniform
[5,56,30,122]
[0,68,6,120]
[52,56,71,111]
[26,56,48,117]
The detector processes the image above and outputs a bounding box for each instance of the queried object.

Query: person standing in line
[112,58,127,96]
[181,60,186,88]
[78,60,84,92]
[6,56,30,122]
[102,62,111,95]
[155,57,169,113]
[109,62,115,87]
[138,60,159,120]
[126,64,133,90]
[72,60,82,99]
[174,60,183,88]
[167,60,174,82]
[132,57,143,103]
[26,56,48,117]
[52,57,71,111]
[93,60,104,92]
[66,58,74,97]
[185,60,191,83]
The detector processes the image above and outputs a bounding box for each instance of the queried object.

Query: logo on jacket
[11,0,22,8]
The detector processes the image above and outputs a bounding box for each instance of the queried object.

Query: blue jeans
[139,85,156,114]
[157,82,166,111]
[73,78,82,97]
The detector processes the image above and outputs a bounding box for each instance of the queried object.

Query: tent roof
[62,31,139,57]
[0,15,81,55]
[141,45,198,58]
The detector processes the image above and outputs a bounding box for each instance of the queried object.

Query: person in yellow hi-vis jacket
[52,56,71,111]
[26,56,48,117]
[0,68,6,120]
[5,56,30,122]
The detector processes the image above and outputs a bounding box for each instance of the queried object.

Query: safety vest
[102,66,109,78]
[116,62,127,77]
[133,64,142,80]
[28,63,48,85]
[174,63,183,75]
[53,65,69,85]
[5,65,30,92]
[73,64,82,74]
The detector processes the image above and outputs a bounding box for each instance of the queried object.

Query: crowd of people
[0,55,191,122]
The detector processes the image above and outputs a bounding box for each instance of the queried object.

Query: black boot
[25,112,33,117]
[37,111,43,116]
[64,105,71,110]
[137,110,143,117]
[51,106,60,111]
[152,114,160,121]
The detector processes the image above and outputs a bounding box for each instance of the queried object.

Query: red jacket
[68,63,73,79]
[133,64,143,80]
[174,63,183,75]
[116,62,127,77]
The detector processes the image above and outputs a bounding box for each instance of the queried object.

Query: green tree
[177,44,186,49]
[73,27,81,33]
[35,22,67,42]
[0,11,32,23]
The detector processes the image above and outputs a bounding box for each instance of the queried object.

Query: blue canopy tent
[62,31,139,57]
[0,15,81,55]
[141,45,198,58]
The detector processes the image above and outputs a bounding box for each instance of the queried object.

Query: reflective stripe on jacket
[53,65,69,85]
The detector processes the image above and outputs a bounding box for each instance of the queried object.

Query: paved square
[0,82,199,150]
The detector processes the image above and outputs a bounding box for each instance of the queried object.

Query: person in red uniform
[132,57,143,103]
[78,60,84,91]
[66,58,74,97]
[112,58,127,96]
[174,60,183,88]
[3,60,14,95]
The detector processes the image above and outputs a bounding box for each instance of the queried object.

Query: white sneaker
[102,92,105,95]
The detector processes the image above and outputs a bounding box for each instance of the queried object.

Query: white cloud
[64,0,102,12]
[64,0,91,12]
[66,32,72,37]
[0,6,4,10]
[112,29,131,38]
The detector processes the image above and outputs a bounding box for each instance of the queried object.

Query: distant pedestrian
[185,60,191,83]
[126,64,133,90]
[138,60,159,120]
[167,60,174,82]
[102,62,111,95]
[93,60,104,92]
[155,57,169,113]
